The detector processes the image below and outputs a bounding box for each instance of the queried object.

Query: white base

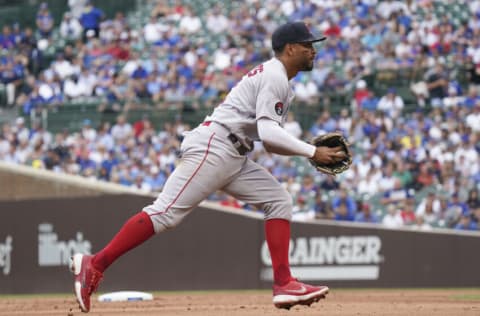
[98,291,154,302]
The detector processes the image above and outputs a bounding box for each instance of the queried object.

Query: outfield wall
[0,161,142,200]
[1,194,480,294]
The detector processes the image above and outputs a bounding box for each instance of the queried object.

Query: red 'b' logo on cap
[274,102,284,115]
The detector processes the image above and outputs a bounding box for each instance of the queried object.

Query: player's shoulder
[261,58,289,84]
[262,58,285,74]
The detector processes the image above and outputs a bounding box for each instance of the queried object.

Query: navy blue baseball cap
[271,21,326,51]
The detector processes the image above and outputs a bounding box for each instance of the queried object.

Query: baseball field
[1,288,479,316]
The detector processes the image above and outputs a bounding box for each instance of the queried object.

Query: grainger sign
[260,236,383,281]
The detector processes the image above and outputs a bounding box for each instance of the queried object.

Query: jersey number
[247,64,264,77]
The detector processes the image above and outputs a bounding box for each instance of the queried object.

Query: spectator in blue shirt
[0,25,15,49]
[76,149,97,174]
[360,91,379,112]
[144,165,167,192]
[22,85,44,114]
[444,192,470,227]
[355,203,379,223]
[309,110,336,136]
[131,64,148,80]
[381,178,414,206]
[334,202,355,221]
[80,0,105,41]
[355,1,370,20]
[100,150,119,180]
[455,214,478,231]
[36,2,54,38]
[320,176,340,191]
[463,87,480,109]
[11,23,24,46]
[447,193,469,216]
[332,188,357,216]
[0,56,25,107]
[397,9,412,31]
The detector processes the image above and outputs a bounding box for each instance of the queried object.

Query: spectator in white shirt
[454,140,479,176]
[284,112,302,139]
[356,154,372,179]
[382,204,404,228]
[143,16,169,43]
[337,109,352,136]
[13,117,30,143]
[178,7,201,34]
[395,36,412,59]
[341,19,361,40]
[465,104,480,132]
[377,88,404,119]
[60,12,82,41]
[77,67,97,96]
[111,114,133,142]
[52,53,75,80]
[294,75,319,104]
[213,43,232,71]
[64,74,90,99]
[415,192,441,225]
[68,0,87,19]
[411,216,432,231]
[357,169,379,196]
[205,6,228,34]
[377,0,408,19]
[81,119,97,142]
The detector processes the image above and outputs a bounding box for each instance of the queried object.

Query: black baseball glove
[309,132,352,176]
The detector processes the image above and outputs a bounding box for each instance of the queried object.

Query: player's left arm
[258,117,316,157]
[255,68,320,156]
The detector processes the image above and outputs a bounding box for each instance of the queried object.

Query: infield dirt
[0,288,479,316]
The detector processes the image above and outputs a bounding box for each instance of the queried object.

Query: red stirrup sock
[265,218,292,286]
[91,211,155,273]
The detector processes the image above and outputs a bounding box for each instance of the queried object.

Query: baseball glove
[309,132,352,176]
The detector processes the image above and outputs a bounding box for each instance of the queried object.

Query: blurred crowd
[0,0,480,232]
[1,103,479,232]
[1,0,480,114]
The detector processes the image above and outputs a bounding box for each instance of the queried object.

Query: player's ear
[285,43,295,56]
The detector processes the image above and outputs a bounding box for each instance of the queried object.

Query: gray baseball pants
[143,121,292,233]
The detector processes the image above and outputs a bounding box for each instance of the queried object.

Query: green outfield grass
[450,294,480,301]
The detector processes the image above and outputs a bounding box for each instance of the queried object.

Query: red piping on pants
[149,132,216,216]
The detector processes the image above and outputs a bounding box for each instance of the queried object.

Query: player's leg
[143,126,245,232]
[71,128,242,312]
[90,145,225,276]
[224,165,293,286]
[222,159,328,309]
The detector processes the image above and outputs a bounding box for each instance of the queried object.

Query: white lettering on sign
[38,223,91,267]
[260,236,383,281]
[0,236,13,275]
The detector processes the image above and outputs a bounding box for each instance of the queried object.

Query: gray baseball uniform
[143,58,295,233]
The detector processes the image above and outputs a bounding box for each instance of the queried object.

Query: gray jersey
[145,57,295,232]
[205,57,295,142]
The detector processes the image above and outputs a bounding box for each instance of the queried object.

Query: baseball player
[71,21,347,313]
